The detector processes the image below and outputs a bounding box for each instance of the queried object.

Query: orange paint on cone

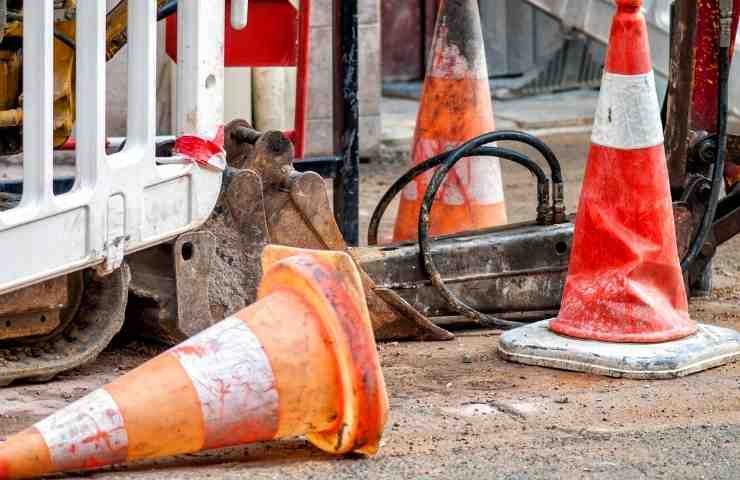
[549,0,696,343]
[0,246,388,479]
[392,0,506,242]
[498,0,740,380]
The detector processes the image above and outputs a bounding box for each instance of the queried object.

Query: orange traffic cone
[0,246,388,479]
[392,0,506,242]
[498,0,740,379]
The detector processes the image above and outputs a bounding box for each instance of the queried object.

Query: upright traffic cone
[0,246,388,479]
[392,0,506,242]
[498,0,740,379]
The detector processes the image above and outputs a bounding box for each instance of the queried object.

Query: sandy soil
[3,132,740,479]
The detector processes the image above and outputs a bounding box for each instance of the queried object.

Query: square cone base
[497,320,740,379]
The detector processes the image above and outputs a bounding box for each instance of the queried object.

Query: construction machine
[0,0,739,386]
[0,0,228,385]
[223,0,740,337]
[0,0,446,386]
[364,0,740,335]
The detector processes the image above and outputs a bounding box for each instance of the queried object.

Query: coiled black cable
[367,145,549,246]
[417,132,560,329]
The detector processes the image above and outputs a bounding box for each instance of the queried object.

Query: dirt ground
[3,132,740,479]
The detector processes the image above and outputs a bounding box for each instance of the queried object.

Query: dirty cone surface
[392,0,507,242]
[0,247,387,479]
[498,0,740,380]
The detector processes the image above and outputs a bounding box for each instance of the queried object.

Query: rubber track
[0,266,129,386]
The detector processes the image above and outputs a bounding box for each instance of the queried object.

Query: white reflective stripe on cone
[591,71,664,150]
[36,389,128,470]
[404,138,505,205]
[170,316,279,449]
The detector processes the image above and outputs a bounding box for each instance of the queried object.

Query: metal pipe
[20,0,54,207]
[332,0,360,245]
[231,0,249,30]
[293,0,311,158]
[253,68,287,131]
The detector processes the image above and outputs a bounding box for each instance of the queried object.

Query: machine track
[0,265,130,386]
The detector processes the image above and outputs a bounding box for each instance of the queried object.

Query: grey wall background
[480,0,563,78]
[304,0,381,157]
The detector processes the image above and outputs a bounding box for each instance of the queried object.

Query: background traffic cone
[0,246,388,479]
[392,0,506,242]
[498,0,740,379]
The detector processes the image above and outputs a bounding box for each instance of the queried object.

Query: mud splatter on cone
[392,0,506,242]
[550,0,692,343]
[0,246,388,479]
[498,0,740,379]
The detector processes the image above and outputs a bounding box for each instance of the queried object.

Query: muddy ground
[3,131,740,479]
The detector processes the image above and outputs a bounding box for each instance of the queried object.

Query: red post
[165,0,311,158]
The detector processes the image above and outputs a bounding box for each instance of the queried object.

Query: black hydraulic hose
[418,132,539,330]
[367,145,549,246]
[157,0,178,21]
[488,130,566,223]
[681,4,732,271]
[490,130,563,183]
[368,130,562,245]
[368,153,447,246]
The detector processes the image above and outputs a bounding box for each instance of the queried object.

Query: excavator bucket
[125,120,453,343]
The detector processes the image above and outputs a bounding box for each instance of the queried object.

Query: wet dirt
[3,132,740,479]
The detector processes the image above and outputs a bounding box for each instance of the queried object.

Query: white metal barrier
[0,0,225,295]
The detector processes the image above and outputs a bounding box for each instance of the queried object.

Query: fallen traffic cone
[0,246,388,479]
[392,0,506,242]
[498,0,740,379]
